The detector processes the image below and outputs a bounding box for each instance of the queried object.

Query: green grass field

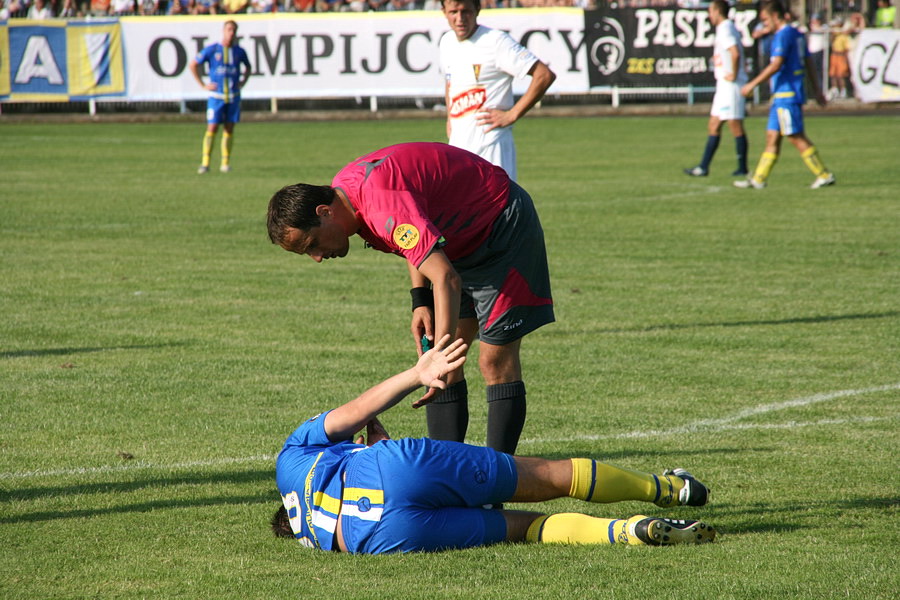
[1,113,898,599]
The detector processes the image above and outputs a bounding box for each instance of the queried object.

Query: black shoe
[632,517,717,546]
[684,166,708,177]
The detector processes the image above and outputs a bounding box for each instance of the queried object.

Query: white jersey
[713,19,747,85]
[439,25,539,180]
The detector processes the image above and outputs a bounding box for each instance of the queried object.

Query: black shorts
[454,181,554,345]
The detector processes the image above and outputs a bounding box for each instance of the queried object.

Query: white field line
[519,383,900,446]
[1,384,897,481]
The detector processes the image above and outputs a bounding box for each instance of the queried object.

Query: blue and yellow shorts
[340,438,517,554]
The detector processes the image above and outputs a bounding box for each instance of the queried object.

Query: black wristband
[410,287,434,311]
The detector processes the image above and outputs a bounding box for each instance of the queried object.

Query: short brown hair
[266,183,335,245]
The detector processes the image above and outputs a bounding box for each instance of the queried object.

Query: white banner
[850,28,900,103]
[119,9,589,101]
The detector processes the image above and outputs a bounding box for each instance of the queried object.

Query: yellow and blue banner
[0,19,125,102]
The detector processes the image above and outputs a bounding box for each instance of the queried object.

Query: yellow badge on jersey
[393,224,420,250]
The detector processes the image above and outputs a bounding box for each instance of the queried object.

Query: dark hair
[760,0,786,18]
[440,0,481,11]
[710,0,729,17]
[271,504,295,539]
[266,183,335,245]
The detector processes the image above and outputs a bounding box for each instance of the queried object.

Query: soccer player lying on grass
[272,335,716,554]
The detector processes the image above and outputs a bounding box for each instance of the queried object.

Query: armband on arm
[410,287,434,311]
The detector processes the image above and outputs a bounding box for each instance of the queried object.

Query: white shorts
[450,125,518,182]
[710,81,746,121]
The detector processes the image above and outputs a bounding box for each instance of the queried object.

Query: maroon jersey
[332,142,510,267]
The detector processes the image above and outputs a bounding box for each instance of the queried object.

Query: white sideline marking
[1,384,897,481]
[519,383,900,446]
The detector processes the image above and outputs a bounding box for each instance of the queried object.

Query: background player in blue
[272,335,716,554]
[189,20,251,175]
[734,1,835,190]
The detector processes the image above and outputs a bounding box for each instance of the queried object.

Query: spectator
[193,0,219,13]
[807,13,827,86]
[875,0,896,27]
[138,0,159,13]
[828,17,851,100]
[109,0,134,13]
[291,0,314,11]
[27,0,53,17]
[90,0,110,13]
[222,0,248,12]
[316,0,344,10]
[167,0,190,14]
[752,13,776,74]
[248,0,273,11]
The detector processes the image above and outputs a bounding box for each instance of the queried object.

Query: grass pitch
[1,113,898,599]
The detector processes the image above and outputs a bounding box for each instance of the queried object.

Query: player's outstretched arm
[323,335,467,441]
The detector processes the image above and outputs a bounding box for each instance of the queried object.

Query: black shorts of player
[453,180,554,346]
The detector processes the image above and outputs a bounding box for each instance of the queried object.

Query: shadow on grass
[563,310,900,335]
[1,492,280,525]
[706,496,900,534]
[1,469,276,524]
[0,342,188,360]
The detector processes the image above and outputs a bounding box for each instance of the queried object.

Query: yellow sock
[525,513,653,546]
[752,151,778,183]
[801,146,828,177]
[570,459,684,506]
[221,131,233,167]
[201,131,214,167]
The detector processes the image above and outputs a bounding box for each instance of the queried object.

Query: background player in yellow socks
[735,1,835,190]
[189,20,251,175]
[273,335,716,554]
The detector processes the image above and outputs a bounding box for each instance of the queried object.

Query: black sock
[425,380,469,442]
[735,135,749,173]
[699,135,721,171]
[486,381,527,455]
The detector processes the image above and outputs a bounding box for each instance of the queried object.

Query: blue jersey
[769,24,808,104]
[194,42,250,104]
[275,411,364,551]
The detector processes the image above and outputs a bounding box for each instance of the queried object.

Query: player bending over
[272,335,716,554]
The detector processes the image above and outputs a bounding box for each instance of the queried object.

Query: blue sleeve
[239,47,251,69]
[195,44,214,64]
[284,410,333,449]
[770,28,788,59]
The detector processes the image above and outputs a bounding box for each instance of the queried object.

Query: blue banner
[0,19,126,102]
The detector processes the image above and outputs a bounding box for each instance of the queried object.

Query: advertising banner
[583,7,756,88]
[118,9,589,101]
[851,28,900,103]
[0,19,125,101]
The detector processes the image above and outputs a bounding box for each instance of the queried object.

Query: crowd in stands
[0,0,598,17]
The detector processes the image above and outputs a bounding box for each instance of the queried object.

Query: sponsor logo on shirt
[393,224,420,250]
[449,87,487,118]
